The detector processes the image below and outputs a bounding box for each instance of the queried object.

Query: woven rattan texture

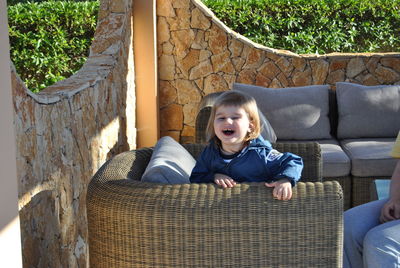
[87,147,343,268]
[352,176,391,207]
[323,176,351,210]
[273,142,322,182]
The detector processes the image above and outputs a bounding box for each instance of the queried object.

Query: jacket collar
[248,136,272,149]
[211,136,272,156]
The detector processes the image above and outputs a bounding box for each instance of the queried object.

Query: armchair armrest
[273,142,322,182]
[87,149,343,268]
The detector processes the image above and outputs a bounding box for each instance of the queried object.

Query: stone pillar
[134,0,159,148]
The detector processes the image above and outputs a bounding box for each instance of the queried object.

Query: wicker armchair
[87,144,343,268]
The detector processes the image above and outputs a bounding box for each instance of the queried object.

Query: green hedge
[202,0,400,54]
[8,1,99,92]
[8,0,400,92]
[7,0,96,7]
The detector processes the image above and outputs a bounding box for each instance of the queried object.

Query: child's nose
[226,118,233,124]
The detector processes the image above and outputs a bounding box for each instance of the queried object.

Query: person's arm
[380,160,400,223]
[389,161,400,199]
[264,150,303,201]
[265,150,304,186]
[265,178,293,201]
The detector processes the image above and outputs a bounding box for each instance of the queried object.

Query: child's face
[214,105,252,153]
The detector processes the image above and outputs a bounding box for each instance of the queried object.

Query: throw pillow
[336,82,400,139]
[141,136,196,184]
[234,83,331,140]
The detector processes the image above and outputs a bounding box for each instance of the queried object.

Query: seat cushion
[340,138,397,177]
[278,139,350,177]
[316,139,351,177]
[336,82,400,139]
[141,136,196,184]
[233,83,331,140]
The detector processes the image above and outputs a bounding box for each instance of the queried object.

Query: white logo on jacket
[266,149,283,161]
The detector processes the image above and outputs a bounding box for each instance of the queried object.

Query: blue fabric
[343,199,400,268]
[189,136,303,186]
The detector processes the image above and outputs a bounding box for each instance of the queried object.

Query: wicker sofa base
[352,176,391,207]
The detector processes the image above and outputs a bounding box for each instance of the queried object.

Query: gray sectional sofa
[195,82,400,209]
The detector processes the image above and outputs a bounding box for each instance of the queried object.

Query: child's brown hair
[206,90,261,143]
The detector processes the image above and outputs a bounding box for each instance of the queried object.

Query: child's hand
[265,179,292,200]
[214,173,237,188]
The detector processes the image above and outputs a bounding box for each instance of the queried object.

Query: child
[189,90,303,200]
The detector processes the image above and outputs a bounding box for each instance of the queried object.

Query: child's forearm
[272,153,303,185]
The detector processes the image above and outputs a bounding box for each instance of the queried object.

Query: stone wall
[12,0,136,267]
[10,0,400,266]
[157,0,400,143]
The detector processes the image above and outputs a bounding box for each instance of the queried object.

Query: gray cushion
[233,83,331,140]
[259,111,277,143]
[340,138,397,177]
[141,136,195,184]
[336,82,400,139]
[316,139,351,177]
[279,139,351,177]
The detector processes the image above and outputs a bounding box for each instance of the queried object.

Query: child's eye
[217,117,225,121]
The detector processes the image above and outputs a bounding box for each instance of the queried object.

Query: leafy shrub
[7,0,96,7]
[8,1,99,92]
[202,0,400,54]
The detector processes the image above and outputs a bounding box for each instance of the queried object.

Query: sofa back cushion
[336,82,400,139]
[258,111,277,143]
[233,83,331,140]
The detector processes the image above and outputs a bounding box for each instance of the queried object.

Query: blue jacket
[189,136,303,186]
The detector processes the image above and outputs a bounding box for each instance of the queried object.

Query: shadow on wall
[11,0,136,267]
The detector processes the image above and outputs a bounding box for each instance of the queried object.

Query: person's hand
[380,198,400,223]
[265,179,292,200]
[214,173,237,188]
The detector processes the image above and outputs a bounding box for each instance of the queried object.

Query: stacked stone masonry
[12,0,135,267]
[157,0,400,144]
[10,0,400,267]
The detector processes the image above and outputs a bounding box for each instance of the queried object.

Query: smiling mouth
[222,129,235,136]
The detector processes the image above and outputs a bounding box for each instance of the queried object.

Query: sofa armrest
[88,155,343,268]
[274,142,322,182]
